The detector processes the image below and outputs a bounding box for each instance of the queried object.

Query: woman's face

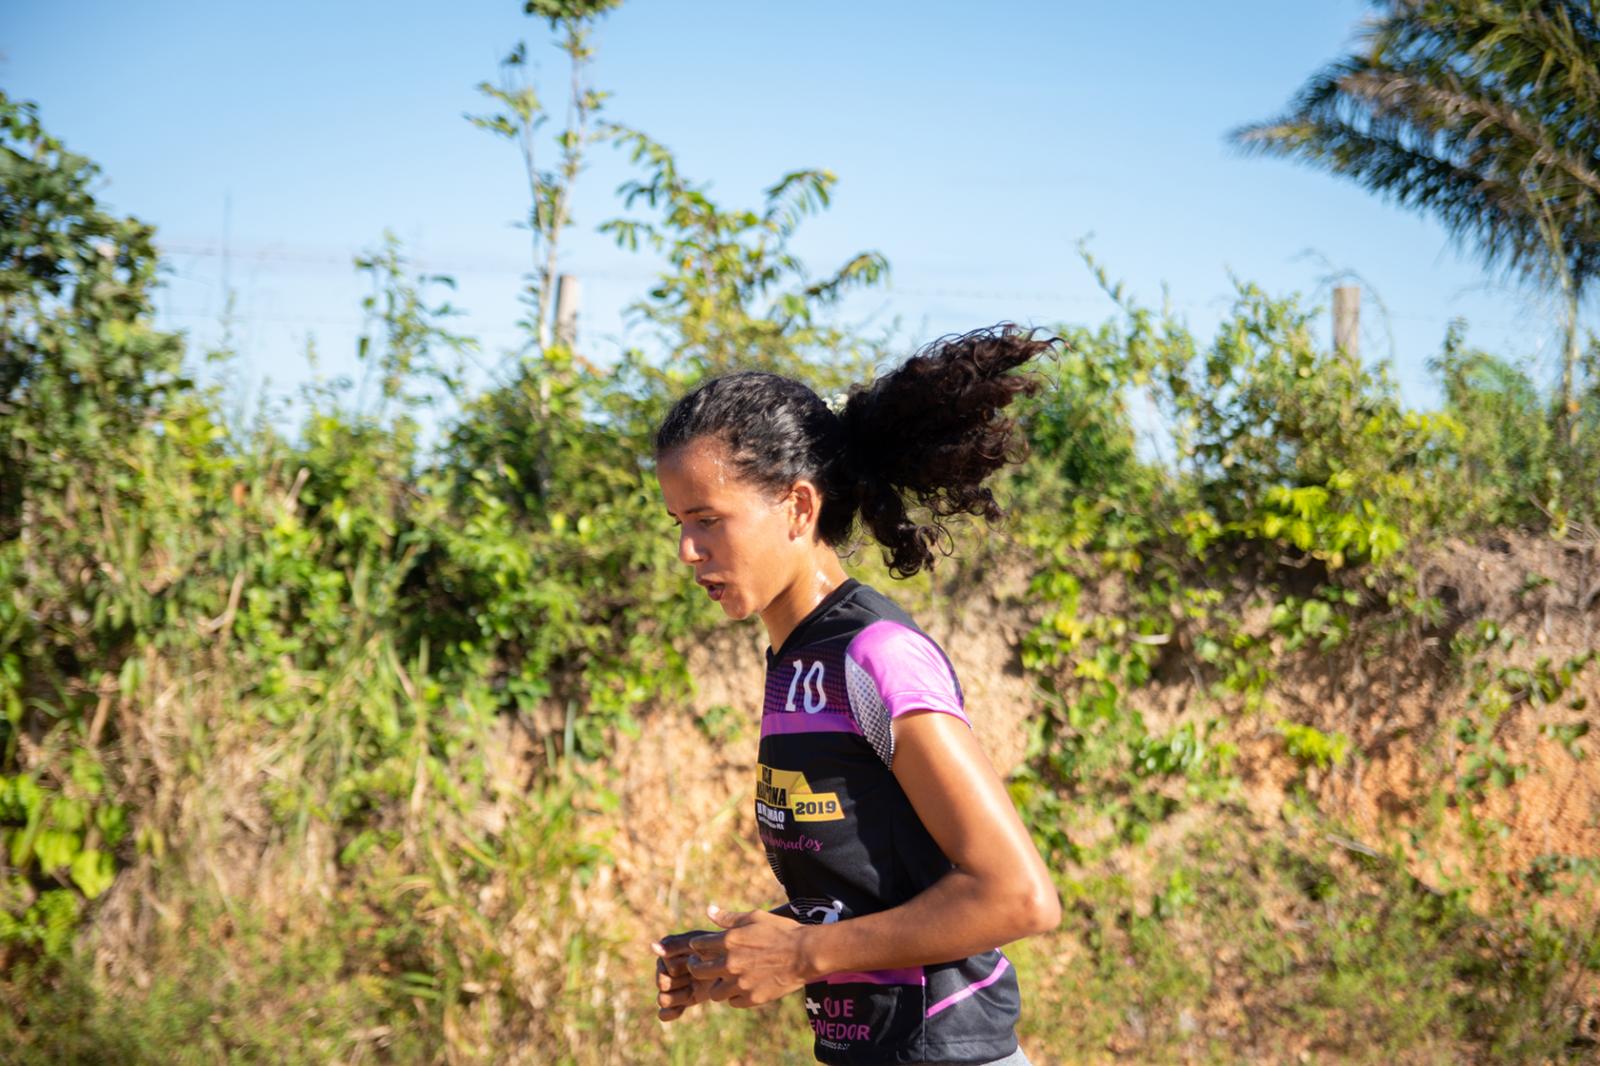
[657,435,803,622]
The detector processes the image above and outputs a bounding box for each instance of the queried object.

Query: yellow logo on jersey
[755,763,844,823]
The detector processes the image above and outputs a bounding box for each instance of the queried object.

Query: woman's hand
[681,903,811,1009]
[651,928,716,1021]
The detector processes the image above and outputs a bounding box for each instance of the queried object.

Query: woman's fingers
[684,953,730,980]
[687,930,726,957]
[657,973,721,1022]
[656,983,703,1010]
[653,929,715,959]
[657,953,694,981]
[653,930,728,1023]
[656,964,694,993]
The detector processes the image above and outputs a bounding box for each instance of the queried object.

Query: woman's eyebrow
[665,505,714,517]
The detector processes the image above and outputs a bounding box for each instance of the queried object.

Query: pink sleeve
[844,620,968,724]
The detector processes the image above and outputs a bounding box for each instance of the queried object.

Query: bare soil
[589,531,1599,1062]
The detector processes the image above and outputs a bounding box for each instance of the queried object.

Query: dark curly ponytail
[654,323,1059,578]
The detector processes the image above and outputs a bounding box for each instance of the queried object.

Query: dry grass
[3,535,1597,1064]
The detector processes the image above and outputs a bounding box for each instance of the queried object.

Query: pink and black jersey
[756,578,1021,1065]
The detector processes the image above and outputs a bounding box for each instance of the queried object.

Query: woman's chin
[700,580,756,620]
[714,589,756,620]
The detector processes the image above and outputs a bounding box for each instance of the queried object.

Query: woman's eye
[700,517,719,528]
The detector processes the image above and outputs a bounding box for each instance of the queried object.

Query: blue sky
[3,1,1567,434]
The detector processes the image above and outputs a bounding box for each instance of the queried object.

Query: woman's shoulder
[841,585,958,677]
[795,579,952,671]
[842,579,920,629]
[840,583,966,727]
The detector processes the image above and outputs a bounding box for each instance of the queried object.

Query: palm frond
[1230,0,1600,294]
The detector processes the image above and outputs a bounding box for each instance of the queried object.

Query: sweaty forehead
[659,436,738,486]
[658,436,788,509]
[659,437,748,502]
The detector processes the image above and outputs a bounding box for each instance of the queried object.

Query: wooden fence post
[555,275,581,350]
[1333,285,1360,361]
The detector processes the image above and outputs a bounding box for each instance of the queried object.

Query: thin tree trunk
[1562,284,1579,448]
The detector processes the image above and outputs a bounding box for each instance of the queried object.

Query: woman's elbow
[1021,878,1061,936]
[1003,876,1060,939]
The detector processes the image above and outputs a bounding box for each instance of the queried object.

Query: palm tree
[1230,0,1600,443]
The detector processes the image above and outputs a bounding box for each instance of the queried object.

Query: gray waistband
[904,1046,1032,1066]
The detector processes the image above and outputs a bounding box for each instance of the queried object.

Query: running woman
[650,325,1062,1066]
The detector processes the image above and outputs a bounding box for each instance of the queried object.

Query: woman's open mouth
[697,577,726,602]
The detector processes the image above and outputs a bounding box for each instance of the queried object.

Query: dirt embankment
[69,531,1596,1063]
[1300,532,1599,912]
[596,531,1599,944]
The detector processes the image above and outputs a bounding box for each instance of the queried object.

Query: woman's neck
[761,552,850,655]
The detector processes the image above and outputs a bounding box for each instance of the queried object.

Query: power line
[154,239,1552,333]
[158,240,649,281]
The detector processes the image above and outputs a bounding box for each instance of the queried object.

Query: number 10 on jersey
[786,659,827,714]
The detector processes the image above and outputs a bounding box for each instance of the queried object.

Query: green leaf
[33,828,81,872]
[69,848,115,899]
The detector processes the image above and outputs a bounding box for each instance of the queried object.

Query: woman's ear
[787,479,822,540]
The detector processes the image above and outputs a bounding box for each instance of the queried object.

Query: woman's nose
[678,530,706,565]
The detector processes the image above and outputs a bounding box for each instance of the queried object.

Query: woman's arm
[684,710,1059,1007]
[802,708,1059,973]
